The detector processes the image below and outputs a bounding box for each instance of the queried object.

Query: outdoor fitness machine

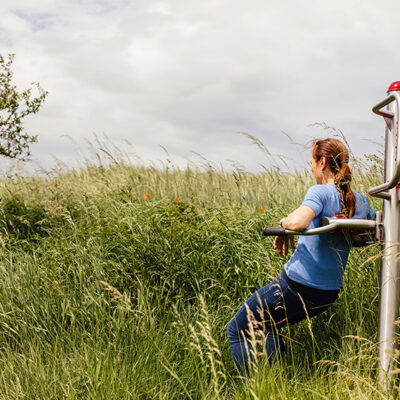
[263,81,400,390]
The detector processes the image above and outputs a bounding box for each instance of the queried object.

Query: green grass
[0,150,397,399]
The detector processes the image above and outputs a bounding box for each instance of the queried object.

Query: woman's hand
[273,235,295,256]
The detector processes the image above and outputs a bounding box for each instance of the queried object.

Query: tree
[0,54,48,160]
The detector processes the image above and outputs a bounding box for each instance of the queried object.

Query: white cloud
[0,0,399,172]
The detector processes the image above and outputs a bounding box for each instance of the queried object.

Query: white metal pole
[376,84,400,389]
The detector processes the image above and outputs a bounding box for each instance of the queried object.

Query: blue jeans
[226,272,338,375]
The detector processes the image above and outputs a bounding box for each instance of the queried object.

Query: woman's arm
[280,205,316,231]
[273,205,316,256]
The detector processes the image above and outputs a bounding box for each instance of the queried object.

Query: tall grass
[0,139,397,399]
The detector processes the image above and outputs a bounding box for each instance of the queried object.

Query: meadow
[0,141,397,399]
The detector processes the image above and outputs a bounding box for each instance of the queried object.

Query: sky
[1,0,400,173]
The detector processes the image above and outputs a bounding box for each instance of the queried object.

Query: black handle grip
[262,227,286,236]
[320,217,330,226]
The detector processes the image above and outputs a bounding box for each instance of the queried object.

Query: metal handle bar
[320,217,376,229]
[263,218,376,237]
[369,92,400,198]
[372,94,395,118]
[369,164,400,197]
[263,224,338,236]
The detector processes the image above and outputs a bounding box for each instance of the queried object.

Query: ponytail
[334,162,356,217]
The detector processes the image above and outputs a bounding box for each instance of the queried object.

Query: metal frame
[370,90,400,390]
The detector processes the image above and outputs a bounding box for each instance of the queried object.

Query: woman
[227,138,376,375]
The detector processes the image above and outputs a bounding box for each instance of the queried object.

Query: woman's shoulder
[353,189,372,207]
[352,189,368,201]
[352,189,376,219]
[303,184,335,206]
[307,183,333,192]
[306,184,336,197]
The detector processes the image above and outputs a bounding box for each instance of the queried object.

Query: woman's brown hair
[312,138,356,217]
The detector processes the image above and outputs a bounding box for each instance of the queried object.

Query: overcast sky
[1,0,399,173]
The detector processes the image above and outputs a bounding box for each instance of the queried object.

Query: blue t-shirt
[284,184,376,290]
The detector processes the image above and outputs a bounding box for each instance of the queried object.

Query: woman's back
[284,184,376,290]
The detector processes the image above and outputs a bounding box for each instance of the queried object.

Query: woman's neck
[317,173,335,185]
[323,177,335,185]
